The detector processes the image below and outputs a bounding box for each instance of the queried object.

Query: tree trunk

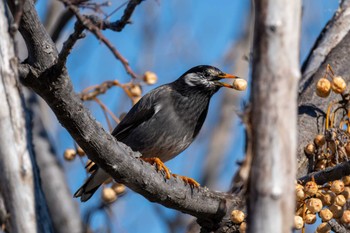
[0,2,53,232]
[248,1,301,232]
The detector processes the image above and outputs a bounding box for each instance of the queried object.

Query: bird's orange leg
[142,157,171,179]
[172,174,200,187]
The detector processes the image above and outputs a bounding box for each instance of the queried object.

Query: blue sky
[36,0,339,232]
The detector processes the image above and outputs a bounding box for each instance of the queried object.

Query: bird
[74,65,241,202]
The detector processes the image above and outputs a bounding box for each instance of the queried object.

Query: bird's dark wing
[111,94,156,141]
[192,103,209,139]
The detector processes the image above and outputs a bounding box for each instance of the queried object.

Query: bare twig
[57,20,85,69]
[60,0,139,79]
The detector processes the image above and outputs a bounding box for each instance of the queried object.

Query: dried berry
[129,84,142,97]
[321,191,335,206]
[64,149,76,161]
[294,216,304,230]
[304,181,318,196]
[329,204,343,219]
[341,210,350,224]
[143,71,158,85]
[316,78,331,98]
[306,198,323,213]
[335,194,346,206]
[304,213,316,224]
[342,187,350,199]
[331,76,346,94]
[319,208,333,222]
[314,134,326,147]
[232,79,247,91]
[330,180,345,194]
[342,176,350,186]
[230,210,245,224]
[239,222,246,233]
[111,183,126,195]
[102,187,117,203]
[316,222,331,233]
[304,143,316,156]
[76,146,85,156]
[296,188,305,201]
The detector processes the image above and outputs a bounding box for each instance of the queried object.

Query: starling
[74,65,241,202]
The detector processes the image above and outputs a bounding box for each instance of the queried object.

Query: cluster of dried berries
[294,179,350,232]
[304,128,350,171]
[296,65,350,232]
[230,209,246,233]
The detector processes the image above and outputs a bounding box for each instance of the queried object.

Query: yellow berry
[101,187,117,203]
[304,143,316,156]
[239,222,246,233]
[306,198,323,213]
[321,191,335,206]
[314,134,326,147]
[331,76,346,94]
[111,183,126,195]
[129,84,142,97]
[296,188,305,201]
[230,210,245,224]
[304,181,318,196]
[316,222,331,233]
[329,204,343,219]
[232,79,247,91]
[319,208,333,222]
[294,216,304,230]
[316,78,331,97]
[342,187,350,199]
[330,180,345,194]
[341,210,350,224]
[64,149,76,161]
[335,194,346,206]
[76,146,85,156]
[342,176,350,186]
[304,213,316,224]
[345,143,350,157]
[143,71,158,85]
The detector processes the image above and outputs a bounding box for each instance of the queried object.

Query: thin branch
[298,160,350,185]
[60,0,139,79]
[57,20,85,69]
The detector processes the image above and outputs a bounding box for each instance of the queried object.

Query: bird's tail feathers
[74,168,110,202]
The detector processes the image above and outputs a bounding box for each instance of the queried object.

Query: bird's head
[175,65,239,95]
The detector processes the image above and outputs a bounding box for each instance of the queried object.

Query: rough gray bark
[0,1,53,232]
[248,1,301,233]
[298,0,350,176]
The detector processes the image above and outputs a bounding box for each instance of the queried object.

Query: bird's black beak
[215,73,239,88]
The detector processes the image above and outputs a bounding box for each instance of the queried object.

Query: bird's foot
[172,174,200,188]
[142,157,171,179]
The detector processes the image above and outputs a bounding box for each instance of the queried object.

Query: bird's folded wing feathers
[111,94,156,141]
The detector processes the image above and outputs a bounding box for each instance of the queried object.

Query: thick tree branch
[298,0,350,176]
[8,0,244,229]
[248,1,301,233]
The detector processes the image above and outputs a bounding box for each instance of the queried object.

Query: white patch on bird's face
[184,73,214,88]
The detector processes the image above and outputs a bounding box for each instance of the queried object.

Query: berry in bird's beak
[215,73,247,91]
